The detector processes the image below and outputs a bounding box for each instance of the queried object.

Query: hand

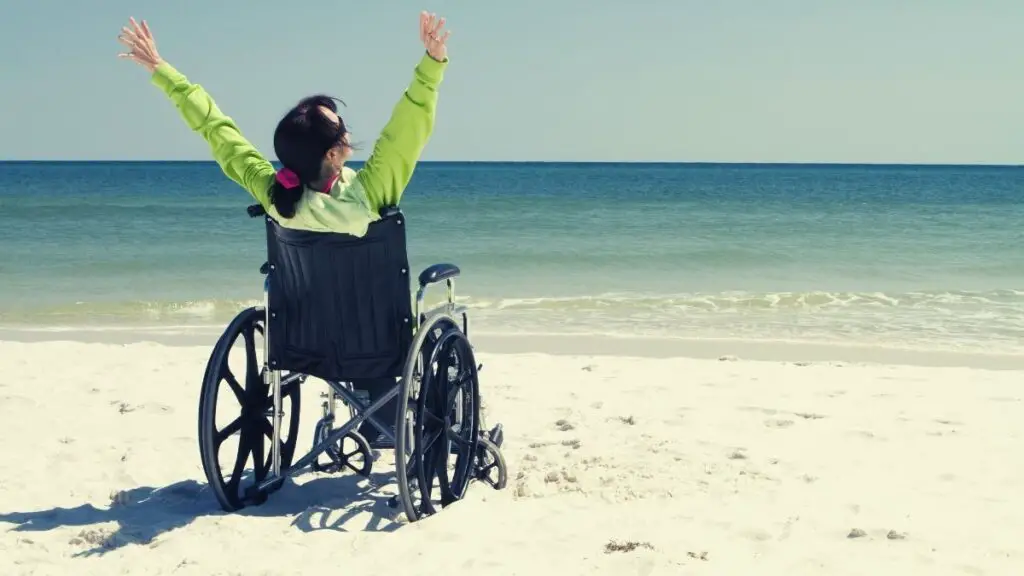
[117,17,164,73]
[419,11,450,62]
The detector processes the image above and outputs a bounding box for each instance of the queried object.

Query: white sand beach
[1,338,1022,575]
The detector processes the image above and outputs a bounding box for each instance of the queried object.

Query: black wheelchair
[197,203,507,522]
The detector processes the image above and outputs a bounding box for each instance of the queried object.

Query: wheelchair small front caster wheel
[312,422,373,477]
[474,436,507,490]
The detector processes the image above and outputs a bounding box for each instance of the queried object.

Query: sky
[1,0,1022,164]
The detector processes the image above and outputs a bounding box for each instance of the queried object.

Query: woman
[117,12,451,446]
[116,12,450,237]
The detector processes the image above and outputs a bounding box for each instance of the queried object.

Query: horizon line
[2,159,1022,168]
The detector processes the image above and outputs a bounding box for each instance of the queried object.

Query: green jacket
[151,53,446,236]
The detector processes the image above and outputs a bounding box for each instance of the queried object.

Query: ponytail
[269,179,304,219]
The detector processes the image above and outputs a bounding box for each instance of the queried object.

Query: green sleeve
[151,62,275,208]
[357,53,447,210]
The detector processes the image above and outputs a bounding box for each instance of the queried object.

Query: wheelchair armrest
[418,263,460,287]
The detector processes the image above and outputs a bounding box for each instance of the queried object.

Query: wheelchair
[196,203,507,522]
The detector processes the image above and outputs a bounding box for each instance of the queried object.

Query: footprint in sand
[555,419,575,431]
[727,449,748,460]
[794,412,825,420]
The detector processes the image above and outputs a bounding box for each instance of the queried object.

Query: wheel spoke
[445,384,459,408]
[429,441,454,504]
[216,417,242,446]
[226,430,250,493]
[421,427,445,454]
[446,426,472,448]
[422,408,446,427]
[260,418,274,441]
[252,424,268,481]
[222,370,245,405]
[420,453,439,504]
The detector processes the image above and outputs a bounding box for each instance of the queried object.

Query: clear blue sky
[1,0,1022,163]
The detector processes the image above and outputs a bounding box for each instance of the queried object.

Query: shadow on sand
[0,470,403,557]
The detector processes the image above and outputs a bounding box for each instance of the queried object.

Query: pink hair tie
[275,167,301,189]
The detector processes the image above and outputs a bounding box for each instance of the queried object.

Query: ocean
[1,161,1022,355]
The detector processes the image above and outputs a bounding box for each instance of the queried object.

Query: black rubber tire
[197,307,302,512]
[428,327,480,507]
[394,314,481,522]
[475,436,508,490]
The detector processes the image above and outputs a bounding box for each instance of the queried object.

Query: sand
[1,339,1022,575]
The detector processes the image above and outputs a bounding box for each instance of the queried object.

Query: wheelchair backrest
[263,207,414,381]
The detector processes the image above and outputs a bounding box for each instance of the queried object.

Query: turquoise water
[1,161,1022,354]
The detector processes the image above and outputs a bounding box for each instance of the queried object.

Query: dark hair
[270,95,348,218]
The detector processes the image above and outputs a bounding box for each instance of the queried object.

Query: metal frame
[250,272,464,495]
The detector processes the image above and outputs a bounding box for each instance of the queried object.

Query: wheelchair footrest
[369,434,396,450]
[243,477,283,504]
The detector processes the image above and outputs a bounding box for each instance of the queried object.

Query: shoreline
[4,159,1024,168]
[3,329,1023,371]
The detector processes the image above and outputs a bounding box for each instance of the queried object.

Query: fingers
[120,17,154,47]
[118,27,148,58]
[117,51,145,67]
[129,17,146,39]
[120,24,145,54]
[430,16,445,38]
[120,26,139,44]
[117,17,160,69]
[419,11,448,47]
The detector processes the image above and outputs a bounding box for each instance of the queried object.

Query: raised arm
[117,17,274,208]
[357,12,451,210]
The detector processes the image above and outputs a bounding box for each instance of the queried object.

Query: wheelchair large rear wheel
[198,306,302,512]
[395,314,481,522]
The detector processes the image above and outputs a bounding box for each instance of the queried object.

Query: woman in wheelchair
[115,12,505,521]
